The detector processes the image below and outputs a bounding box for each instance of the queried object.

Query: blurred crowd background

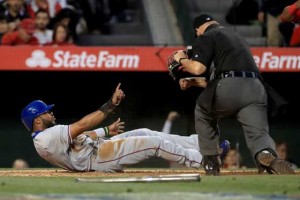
[0,0,299,170]
[0,0,298,47]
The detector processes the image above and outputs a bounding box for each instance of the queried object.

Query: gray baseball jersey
[32,126,202,172]
[32,125,97,171]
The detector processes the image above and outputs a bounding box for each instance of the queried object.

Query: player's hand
[108,118,125,136]
[111,83,125,106]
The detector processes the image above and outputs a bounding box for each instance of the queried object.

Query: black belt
[216,71,262,80]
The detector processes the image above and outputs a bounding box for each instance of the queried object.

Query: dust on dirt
[0,168,275,177]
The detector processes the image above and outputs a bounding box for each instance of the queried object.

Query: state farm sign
[251,48,300,72]
[26,50,140,69]
[254,52,300,71]
[0,46,299,72]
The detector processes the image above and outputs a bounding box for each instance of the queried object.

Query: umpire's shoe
[256,150,295,174]
[203,140,230,176]
[202,155,221,176]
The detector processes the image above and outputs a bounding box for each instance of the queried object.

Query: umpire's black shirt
[191,24,260,78]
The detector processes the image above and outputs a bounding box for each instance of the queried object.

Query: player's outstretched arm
[69,83,125,139]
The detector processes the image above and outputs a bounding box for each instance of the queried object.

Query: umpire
[174,13,294,175]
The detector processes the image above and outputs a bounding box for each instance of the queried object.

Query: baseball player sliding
[21,83,229,172]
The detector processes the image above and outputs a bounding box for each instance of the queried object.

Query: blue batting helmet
[21,100,54,131]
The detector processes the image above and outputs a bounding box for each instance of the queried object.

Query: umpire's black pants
[195,77,276,159]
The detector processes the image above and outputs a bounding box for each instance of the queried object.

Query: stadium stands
[77,0,153,46]
[178,0,267,46]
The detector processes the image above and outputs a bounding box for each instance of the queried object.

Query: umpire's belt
[217,71,262,80]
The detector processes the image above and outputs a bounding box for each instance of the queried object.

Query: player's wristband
[94,127,110,138]
[179,58,188,65]
[99,98,117,115]
[104,126,110,137]
[94,128,105,138]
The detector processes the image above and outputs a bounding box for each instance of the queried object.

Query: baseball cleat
[256,150,295,174]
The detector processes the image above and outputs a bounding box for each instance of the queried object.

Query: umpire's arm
[174,50,207,75]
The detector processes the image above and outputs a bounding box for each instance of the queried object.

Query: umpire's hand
[179,77,207,90]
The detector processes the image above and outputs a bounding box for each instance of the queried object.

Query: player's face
[39,111,56,128]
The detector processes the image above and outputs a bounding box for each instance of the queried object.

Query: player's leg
[94,136,202,172]
[111,129,230,170]
[111,128,200,151]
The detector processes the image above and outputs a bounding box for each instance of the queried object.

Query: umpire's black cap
[193,14,215,37]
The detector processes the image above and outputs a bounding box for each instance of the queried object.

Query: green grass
[0,175,300,197]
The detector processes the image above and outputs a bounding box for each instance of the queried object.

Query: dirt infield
[2,168,298,177]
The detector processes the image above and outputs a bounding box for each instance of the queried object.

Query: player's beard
[41,118,56,128]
